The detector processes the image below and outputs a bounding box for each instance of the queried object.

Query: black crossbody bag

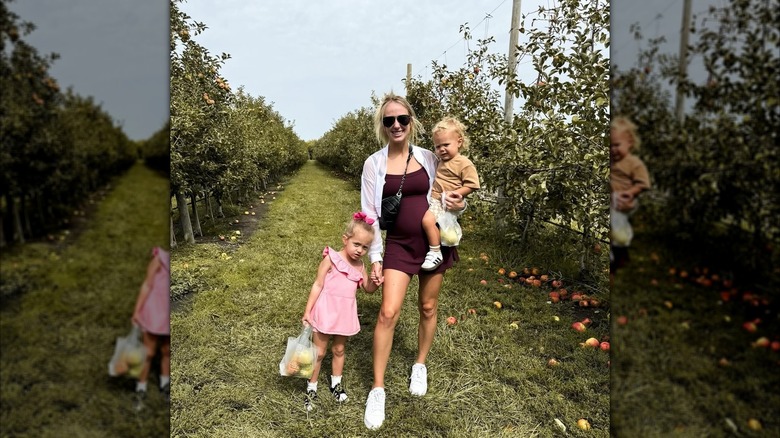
[379,146,413,231]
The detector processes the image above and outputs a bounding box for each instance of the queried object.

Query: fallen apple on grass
[547,358,559,367]
[599,341,610,351]
[751,337,770,348]
[493,301,502,309]
[446,316,457,325]
[577,419,591,430]
[742,321,758,333]
[581,337,600,348]
[571,322,586,332]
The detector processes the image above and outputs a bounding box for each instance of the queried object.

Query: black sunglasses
[382,115,411,128]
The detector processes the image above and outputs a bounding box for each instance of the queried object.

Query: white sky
[7,0,169,142]
[611,0,723,109]
[179,0,554,141]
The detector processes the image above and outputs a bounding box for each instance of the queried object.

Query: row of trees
[1,1,161,247]
[611,0,778,275]
[170,0,308,247]
[315,0,610,277]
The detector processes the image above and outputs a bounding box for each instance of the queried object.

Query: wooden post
[406,63,412,95]
[675,0,692,123]
[504,0,522,124]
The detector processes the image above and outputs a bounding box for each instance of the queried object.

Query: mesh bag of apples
[108,324,147,378]
[279,325,317,379]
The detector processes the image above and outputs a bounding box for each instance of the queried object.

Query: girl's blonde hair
[345,213,376,238]
[373,93,424,146]
[432,116,470,151]
[611,116,641,150]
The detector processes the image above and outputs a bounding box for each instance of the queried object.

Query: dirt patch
[170,183,287,313]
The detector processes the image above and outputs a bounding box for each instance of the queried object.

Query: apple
[742,321,758,333]
[579,300,589,307]
[446,316,457,325]
[571,293,583,302]
[747,418,762,431]
[552,315,560,321]
[571,322,586,332]
[551,280,562,288]
[498,268,506,275]
[599,341,610,351]
[547,358,559,367]
[493,301,502,309]
[771,341,780,352]
[589,299,600,307]
[581,318,592,326]
[751,337,770,348]
[582,337,600,348]
[540,274,549,282]
[718,357,730,367]
[664,300,673,309]
[509,322,519,329]
[480,279,488,285]
[532,279,542,287]
[577,419,591,430]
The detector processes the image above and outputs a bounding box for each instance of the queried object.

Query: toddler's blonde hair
[611,116,641,150]
[432,116,470,151]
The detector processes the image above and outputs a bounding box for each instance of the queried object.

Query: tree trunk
[175,191,195,244]
[21,195,32,238]
[170,215,177,249]
[190,192,202,237]
[0,207,6,248]
[204,190,214,220]
[11,195,25,244]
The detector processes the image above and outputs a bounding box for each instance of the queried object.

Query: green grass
[171,161,609,437]
[0,163,170,436]
[610,230,780,437]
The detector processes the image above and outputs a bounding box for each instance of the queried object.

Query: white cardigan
[361,144,439,264]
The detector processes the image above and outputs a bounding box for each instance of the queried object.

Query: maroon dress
[383,167,458,275]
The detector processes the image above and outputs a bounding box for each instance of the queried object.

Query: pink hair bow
[353,212,375,225]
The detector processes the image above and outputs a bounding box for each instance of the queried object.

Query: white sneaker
[421,251,443,271]
[364,387,386,430]
[409,363,427,396]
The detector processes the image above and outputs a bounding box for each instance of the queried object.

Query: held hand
[301,313,311,327]
[616,192,635,212]
[370,262,384,285]
[444,191,465,212]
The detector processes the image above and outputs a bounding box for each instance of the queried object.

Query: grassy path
[1,163,169,436]
[171,161,610,437]
[611,231,779,436]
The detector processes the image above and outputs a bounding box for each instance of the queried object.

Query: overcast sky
[7,0,169,141]
[611,0,723,102]
[179,0,556,141]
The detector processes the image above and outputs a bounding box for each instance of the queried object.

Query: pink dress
[136,247,170,336]
[309,247,365,336]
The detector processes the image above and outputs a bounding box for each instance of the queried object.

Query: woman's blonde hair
[432,116,470,151]
[611,116,641,150]
[373,93,424,146]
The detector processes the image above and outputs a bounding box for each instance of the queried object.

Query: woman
[360,93,465,430]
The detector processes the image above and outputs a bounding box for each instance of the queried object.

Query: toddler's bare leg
[422,209,440,246]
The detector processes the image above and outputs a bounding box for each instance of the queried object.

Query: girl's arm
[132,255,162,324]
[302,256,332,326]
[361,267,379,293]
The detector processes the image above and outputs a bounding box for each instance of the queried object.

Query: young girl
[301,212,380,411]
[131,246,171,410]
[610,116,651,274]
[421,117,481,270]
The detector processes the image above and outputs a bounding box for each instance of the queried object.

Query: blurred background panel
[1,0,170,435]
